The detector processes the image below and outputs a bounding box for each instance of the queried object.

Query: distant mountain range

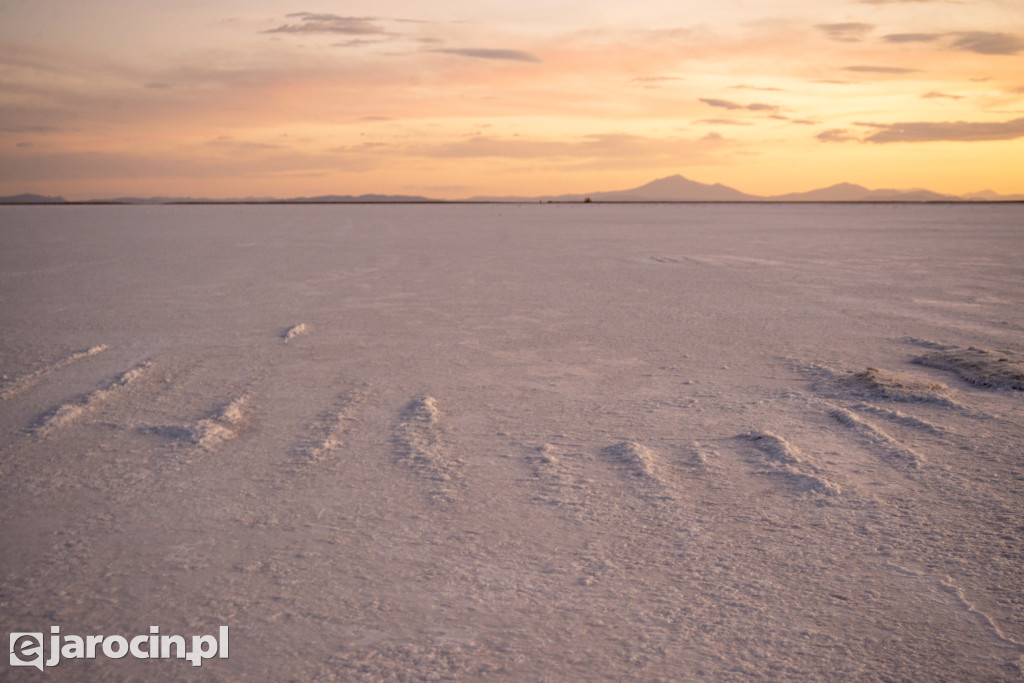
[469,175,1024,202]
[0,193,442,204]
[2,176,1022,204]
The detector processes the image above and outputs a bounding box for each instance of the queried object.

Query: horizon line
[3,174,1023,205]
[4,198,1024,206]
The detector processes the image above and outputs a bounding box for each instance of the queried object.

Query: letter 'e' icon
[10,633,44,671]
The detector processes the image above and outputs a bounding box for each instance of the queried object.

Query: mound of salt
[191,396,248,450]
[746,431,803,466]
[845,367,957,404]
[915,346,1024,391]
[395,396,458,489]
[601,441,656,478]
[405,396,441,425]
[283,323,310,343]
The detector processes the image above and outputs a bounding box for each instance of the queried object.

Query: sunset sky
[1,0,1022,199]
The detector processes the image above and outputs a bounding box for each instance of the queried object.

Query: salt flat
[1,203,1022,680]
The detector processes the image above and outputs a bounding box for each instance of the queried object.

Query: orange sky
[1,0,1022,199]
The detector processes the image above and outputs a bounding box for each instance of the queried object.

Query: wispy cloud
[921,91,962,100]
[883,31,1024,55]
[843,65,921,74]
[847,117,1024,143]
[265,13,392,36]
[882,33,942,44]
[949,32,1024,56]
[699,98,779,113]
[0,125,62,133]
[427,48,541,62]
[631,76,685,88]
[695,118,754,126]
[860,117,1024,143]
[0,149,379,182]
[818,118,1024,143]
[204,136,283,151]
[730,84,784,92]
[816,23,874,42]
[700,98,742,110]
[332,39,388,49]
[816,129,858,142]
[405,132,732,165]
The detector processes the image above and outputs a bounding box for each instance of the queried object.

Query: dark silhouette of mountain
[962,189,1024,201]
[769,183,875,202]
[470,175,759,202]
[97,194,439,204]
[88,197,202,204]
[768,183,957,202]
[1,194,439,204]
[279,194,441,203]
[590,174,761,201]
[0,193,66,203]
[472,175,1022,202]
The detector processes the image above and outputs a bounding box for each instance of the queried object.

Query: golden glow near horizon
[1,0,1022,199]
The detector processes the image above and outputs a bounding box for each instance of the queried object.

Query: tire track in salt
[597,440,683,509]
[742,431,842,497]
[144,392,252,454]
[393,396,461,501]
[190,395,250,451]
[522,442,595,520]
[31,360,152,437]
[520,435,718,528]
[787,358,964,475]
[830,407,925,469]
[885,562,1024,669]
[1,345,108,401]
[805,362,962,408]
[847,402,945,435]
[289,388,369,464]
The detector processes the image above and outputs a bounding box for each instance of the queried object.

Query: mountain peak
[593,174,759,201]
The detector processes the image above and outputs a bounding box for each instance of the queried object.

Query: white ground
[1,203,1022,680]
